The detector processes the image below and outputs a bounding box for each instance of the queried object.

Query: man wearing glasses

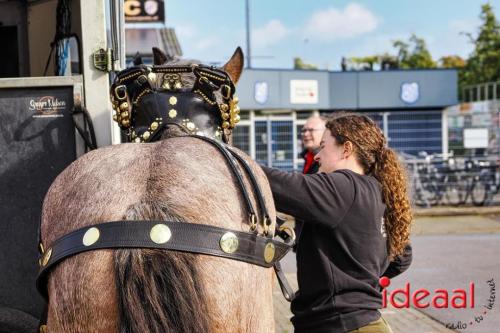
[300,116,326,174]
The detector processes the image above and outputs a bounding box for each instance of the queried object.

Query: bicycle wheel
[413,183,438,207]
[425,181,440,206]
[471,179,490,206]
[445,175,467,206]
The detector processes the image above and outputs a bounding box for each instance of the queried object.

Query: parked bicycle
[444,158,498,207]
[470,160,499,206]
[407,153,499,207]
[409,153,448,207]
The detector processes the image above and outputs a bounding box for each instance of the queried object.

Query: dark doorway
[0,26,20,78]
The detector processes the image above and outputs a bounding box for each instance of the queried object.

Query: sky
[165,0,500,70]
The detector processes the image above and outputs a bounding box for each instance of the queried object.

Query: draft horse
[36,47,293,332]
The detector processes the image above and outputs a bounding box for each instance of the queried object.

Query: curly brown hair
[325,112,413,258]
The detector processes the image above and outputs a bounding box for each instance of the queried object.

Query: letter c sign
[124,0,141,16]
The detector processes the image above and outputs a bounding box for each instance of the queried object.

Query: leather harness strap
[226,145,271,232]
[190,134,259,232]
[36,220,291,299]
[190,136,295,301]
[36,136,296,303]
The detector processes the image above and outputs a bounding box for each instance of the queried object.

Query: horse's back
[41,137,275,332]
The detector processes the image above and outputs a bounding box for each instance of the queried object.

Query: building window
[387,111,442,157]
[232,125,250,155]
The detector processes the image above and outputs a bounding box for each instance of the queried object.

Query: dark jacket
[261,167,412,332]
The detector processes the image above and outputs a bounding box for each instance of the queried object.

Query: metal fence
[405,154,500,207]
[462,81,500,103]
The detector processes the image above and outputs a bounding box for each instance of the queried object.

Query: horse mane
[114,201,210,333]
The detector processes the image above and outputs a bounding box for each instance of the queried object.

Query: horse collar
[110,64,241,143]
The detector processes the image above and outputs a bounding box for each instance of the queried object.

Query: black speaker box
[0,85,76,328]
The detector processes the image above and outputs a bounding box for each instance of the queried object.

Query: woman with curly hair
[261,113,413,333]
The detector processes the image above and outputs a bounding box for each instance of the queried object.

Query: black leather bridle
[36,64,295,315]
[108,63,242,143]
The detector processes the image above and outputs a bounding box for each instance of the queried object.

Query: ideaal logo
[379,277,496,330]
[29,96,66,118]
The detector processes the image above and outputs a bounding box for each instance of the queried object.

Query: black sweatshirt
[261,167,412,333]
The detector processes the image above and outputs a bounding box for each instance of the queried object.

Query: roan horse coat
[39,48,278,333]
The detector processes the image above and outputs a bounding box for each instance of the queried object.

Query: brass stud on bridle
[83,227,100,246]
[169,109,177,118]
[264,242,275,263]
[150,224,172,244]
[219,232,239,254]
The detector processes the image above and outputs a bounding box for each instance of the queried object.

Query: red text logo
[379,276,475,309]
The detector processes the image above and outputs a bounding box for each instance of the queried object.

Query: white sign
[290,80,318,104]
[472,114,492,127]
[254,81,269,104]
[463,128,489,148]
[400,82,420,104]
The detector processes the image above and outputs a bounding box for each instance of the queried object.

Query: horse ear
[152,47,168,65]
[222,47,244,84]
[133,52,143,65]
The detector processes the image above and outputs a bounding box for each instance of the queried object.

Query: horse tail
[114,201,211,333]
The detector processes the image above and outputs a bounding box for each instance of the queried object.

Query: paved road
[390,234,499,333]
[277,214,500,332]
[273,270,454,333]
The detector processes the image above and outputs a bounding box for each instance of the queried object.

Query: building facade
[232,68,458,171]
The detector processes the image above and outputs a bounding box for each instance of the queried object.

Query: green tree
[439,55,466,68]
[461,3,500,86]
[379,53,399,70]
[346,56,378,70]
[293,57,318,70]
[393,34,436,69]
[345,54,398,71]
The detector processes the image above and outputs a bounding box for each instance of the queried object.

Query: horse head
[110,47,243,143]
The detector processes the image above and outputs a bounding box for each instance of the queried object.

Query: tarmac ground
[272,207,500,333]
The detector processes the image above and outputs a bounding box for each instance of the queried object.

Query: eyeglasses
[301,128,324,134]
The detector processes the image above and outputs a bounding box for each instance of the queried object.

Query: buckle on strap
[114,85,127,100]
[276,225,296,244]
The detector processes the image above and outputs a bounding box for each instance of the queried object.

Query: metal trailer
[0,1,125,330]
